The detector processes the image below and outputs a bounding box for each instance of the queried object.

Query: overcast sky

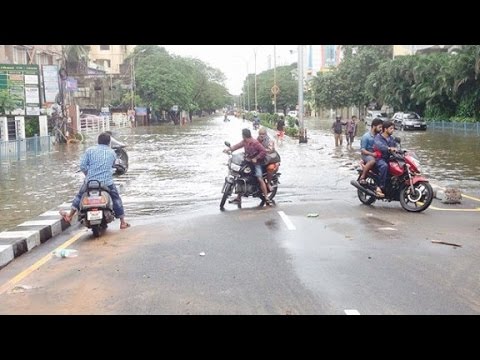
[160,45,297,95]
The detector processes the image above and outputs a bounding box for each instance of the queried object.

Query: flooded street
[1,115,480,233]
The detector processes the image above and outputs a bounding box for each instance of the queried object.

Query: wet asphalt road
[0,115,479,314]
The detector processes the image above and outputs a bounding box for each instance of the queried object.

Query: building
[88,45,135,74]
[0,45,62,66]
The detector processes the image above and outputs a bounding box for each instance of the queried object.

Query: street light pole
[130,49,146,112]
[273,45,277,114]
[254,48,258,112]
[298,45,307,143]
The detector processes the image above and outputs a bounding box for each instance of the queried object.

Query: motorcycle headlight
[243,167,251,174]
[230,163,241,172]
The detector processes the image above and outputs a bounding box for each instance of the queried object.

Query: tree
[63,45,90,74]
[0,89,22,115]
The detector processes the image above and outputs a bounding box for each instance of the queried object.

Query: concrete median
[0,203,74,269]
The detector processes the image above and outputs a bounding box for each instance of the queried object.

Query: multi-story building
[0,45,62,66]
[88,45,135,74]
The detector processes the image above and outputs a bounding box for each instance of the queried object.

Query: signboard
[0,64,40,115]
[42,65,59,103]
[65,77,78,91]
[135,107,147,116]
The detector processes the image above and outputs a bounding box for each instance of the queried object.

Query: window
[13,47,27,64]
[100,45,110,51]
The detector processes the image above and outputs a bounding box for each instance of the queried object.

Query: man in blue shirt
[359,118,384,195]
[373,120,398,196]
[60,132,130,229]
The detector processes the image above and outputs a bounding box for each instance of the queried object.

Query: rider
[59,132,130,229]
[359,118,384,197]
[224,128,271,206]
[373,120,398,197]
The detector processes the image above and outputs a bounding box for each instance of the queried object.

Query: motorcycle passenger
[257,127,278,192]
[359,118,384,196]
[224,128,271,205]
[59,132,130,229]
[373,120,398,197]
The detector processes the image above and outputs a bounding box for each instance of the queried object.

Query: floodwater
[1,115,479,232]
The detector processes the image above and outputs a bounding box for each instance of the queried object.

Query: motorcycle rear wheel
[357,176,376,205]
[399,181,433,212]
[92,225,101,238]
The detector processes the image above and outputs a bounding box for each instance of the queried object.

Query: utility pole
[254,48,258,112]
[298,45,307,143]
[273,45,277,114]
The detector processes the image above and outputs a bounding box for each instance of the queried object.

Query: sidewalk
[0,202,74,269]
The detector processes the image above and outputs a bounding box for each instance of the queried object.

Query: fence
[426,120,480,135]
[0,135,54,161]
[79,114,130,135]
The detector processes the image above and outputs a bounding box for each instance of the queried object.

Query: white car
[287,110,298,118]
[364,110,389,126]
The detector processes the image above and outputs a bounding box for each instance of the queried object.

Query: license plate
[87,210,103,221]
[414,125,420,127]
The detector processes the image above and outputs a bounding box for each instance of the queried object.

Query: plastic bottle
[52,249,78,258]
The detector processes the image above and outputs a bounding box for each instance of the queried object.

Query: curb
[0,203,75,269]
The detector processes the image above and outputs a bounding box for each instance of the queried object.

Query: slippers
[120,223,131,229]
[59,210,71,224]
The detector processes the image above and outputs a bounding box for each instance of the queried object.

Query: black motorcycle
[220,141,281,210]
[110,135,128,176]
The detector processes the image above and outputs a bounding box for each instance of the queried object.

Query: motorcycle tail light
[83,195,108,205]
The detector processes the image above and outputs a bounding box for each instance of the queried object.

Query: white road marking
[378,227,397,231]
[277,211,296,230]
[344,309,360,315]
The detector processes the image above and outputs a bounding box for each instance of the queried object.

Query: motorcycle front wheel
[220,182,233,210]
[399,181,433,212]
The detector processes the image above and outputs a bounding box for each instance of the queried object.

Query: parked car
[392,112,427,131]
[364,110,389,126]
[287,110,298,118]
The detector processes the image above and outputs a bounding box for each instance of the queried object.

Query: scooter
[110,135,128,176]
[77,180,115,237]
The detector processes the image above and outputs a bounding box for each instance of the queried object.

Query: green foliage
[0,89,22,114]
[241,64,298,114]
[134,45,230,114]
[24,116,40,137]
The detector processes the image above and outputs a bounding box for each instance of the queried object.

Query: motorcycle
[220,141,281,210]
[350,137,434,212]
[110,135,128,176]
[78,180,116,237]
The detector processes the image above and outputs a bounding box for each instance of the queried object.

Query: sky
[160,45,297,95]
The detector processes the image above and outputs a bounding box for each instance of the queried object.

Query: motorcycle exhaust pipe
[350,180,378,198]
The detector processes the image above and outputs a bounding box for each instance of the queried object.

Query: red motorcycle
[350,139,434,212]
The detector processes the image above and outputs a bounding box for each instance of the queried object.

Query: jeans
[376,158,389,189]
[72,182,125,218]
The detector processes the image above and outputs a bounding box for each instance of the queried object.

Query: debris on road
[431,240,462,247]
[199,252,206,256]
[307,213,319,217]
